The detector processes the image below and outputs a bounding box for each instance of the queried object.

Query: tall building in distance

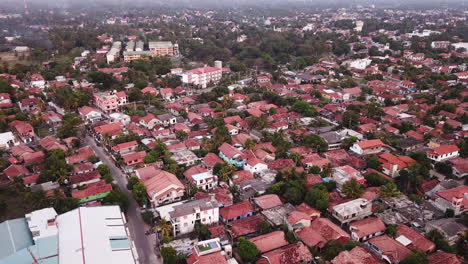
[149,41,179,57]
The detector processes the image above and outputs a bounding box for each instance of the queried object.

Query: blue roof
[110,237,130,250]
[29,236,58,260]
[0,218,34,260]
[0,235,59,264]
[0,248,34,264]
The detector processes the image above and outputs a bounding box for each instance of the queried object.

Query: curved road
[84,136,160,264]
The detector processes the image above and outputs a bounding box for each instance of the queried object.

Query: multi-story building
[180,66,223,88]
[433,185,468,216]
[218,143,246,168]
[106,41,121,64]
[123,51,151,62]
[184,165,218,191]
[148,41,179,56]
[331,198,372,224]
[332,165,366,191]
[93,92,119,113]
[169,197,219,237]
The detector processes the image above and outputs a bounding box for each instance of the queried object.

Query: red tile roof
[112,140,137,152]
[349,217,386,239]
[356,139,384,150]
[256,242,313,264]
[229,214,265,238]
[253,194,283,210]
[367,235,411,263]
[331,246,384,264]
[396,225,435,253]
[4,164,30,180]
[203,153,224,167]
[427,145,459,156]
[249,231,289,253]
[72,181,112,199]
[427,252,461,264]
[220,201,253,220]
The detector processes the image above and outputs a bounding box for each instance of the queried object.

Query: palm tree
[321,163,333,178]
[380,182,401,199]
[342,179,365,199]
[156,218,173,243]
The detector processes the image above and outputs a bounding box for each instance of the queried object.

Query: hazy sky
[1,0,465,9]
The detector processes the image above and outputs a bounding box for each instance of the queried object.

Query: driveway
[84,136,161,264]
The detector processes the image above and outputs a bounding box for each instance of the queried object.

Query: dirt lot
[0,52,33,66]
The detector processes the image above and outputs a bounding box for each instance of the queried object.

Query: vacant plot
[0,52,33,66]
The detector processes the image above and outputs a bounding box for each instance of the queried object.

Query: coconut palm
[342,178,366,199]
[156,218,173,243]
[379,182,401,199]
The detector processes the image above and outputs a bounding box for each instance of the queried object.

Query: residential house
[71,181,112,205]
[433,185,468,216]
[219,201,254,223]
[78,106,102,124]
[203,153,224,170]
[332,165,366,191]
[186,238,229,264]
[0,132,19,149]
[30,73,45,89]
[296,217,350,249]
[9,120,35,143]
[253,194,283,211]
[378,153,415,178]
[169,197,219,237]
[156,114,177,127]
[122,151,146,167]
[256,242,313,264]
[427,252,462,264]
[139,113,159,130]
[135,167,185,207]
[331,198,372,224]
[425,218,467,245]
[427,145,460,162]
[244,157,268,175]
[449,158,468,178]
[93,122,124,141]
[331,246,383,264]
[395,224,435,253]
[111,141,138,155]
[248,231,288,253]
[349,217,385,242]
[183,165,217,191]
[350,139,385,155]
[218,143,246,167]
[366,235,412,264]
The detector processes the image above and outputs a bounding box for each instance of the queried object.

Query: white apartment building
[181,66,223,88]
[168,197,219,237]
[106,41,122,64]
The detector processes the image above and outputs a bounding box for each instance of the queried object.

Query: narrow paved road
[84,136,160,264]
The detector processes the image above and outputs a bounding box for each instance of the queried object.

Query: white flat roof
[57,206,136,264]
